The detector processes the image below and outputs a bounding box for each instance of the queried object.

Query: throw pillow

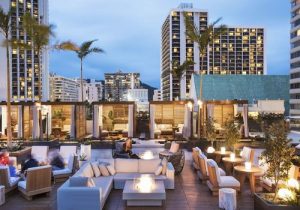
[91,162,101,177]
[155,165,163,176]
[161,157,168,175]
[98,164,110,176]
[87,177,95,187]
[69,177,88,187]
[106,165,116,175]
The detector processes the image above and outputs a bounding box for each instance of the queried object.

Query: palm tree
[184,13,227,100]
[184,13,226,138]
[0,7,13,146]
[171,59,195,100]
[22,13,54,140]
[56,40,104,102]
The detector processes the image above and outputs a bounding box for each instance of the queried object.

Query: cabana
[0,102,88,141]
[149,101,193,139]
[92,102,136,139]
[190,74,289,138]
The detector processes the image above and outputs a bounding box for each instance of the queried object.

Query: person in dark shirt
[21,154,38,174]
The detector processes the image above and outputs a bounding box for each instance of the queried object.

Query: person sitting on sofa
[49,152,65,171]
[21,154,38,174]
[121,139,139,159]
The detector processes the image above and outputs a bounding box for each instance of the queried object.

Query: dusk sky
[49,0,290,88]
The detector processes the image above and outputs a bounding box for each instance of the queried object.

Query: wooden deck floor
[1,152,254,210]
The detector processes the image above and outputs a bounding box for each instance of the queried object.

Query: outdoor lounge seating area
[149,101,192,140]
[92,102,135,140]
[0,102,88,141]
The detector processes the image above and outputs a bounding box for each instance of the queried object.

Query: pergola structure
[92,101,136,139]
[149,100,193,139]
[0,102,88,140]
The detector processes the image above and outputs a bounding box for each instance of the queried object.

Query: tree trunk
[198,54,204,138]
[37,49,43,140]
[6,35,12,147]
[80,58,84,102]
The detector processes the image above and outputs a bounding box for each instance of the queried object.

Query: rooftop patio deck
[1,151,254,210]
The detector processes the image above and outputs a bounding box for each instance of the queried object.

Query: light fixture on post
[187,101,193,138]
[197,99,203,138]
[277,188,296,202]
[287,178,300,190]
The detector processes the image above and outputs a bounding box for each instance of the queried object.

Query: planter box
[254,193,299,210]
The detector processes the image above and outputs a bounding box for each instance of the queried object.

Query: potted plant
[80,141,91,161]
[224,119,240,152]
[78,153,87,167]
[254,121,299,210]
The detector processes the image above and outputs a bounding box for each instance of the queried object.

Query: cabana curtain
[47,106,52,137]
[0,106,7,134]
[183,104,191,139]
[70,105,76,138]
[207,104,214,119]
[32,105,39,139]
[93,105,99,138]
[128,105,134,137]
[150,104,155,139]
[17,105,23,138]
[242,104,249,137]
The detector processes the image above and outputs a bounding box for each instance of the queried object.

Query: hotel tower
[0,0,49,102]
[161,3,265,101]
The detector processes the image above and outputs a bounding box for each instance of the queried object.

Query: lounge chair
[18,165,52,200]
[0,166,20,193]
[198,153,226,183]
[206,159,240,195]
[53,155,76,183]
[192,147,201,170]
[59,145,77,164]
[31,146,49,164]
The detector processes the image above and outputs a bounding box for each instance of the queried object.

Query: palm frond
[2,39,31,49]
[0,7,12,37]
[56,41,79,51]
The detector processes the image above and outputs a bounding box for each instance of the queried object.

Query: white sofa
[57,158,175,210]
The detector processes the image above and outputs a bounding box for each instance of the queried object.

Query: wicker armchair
[0,166,20,193]
[18,165,52,200]
[53,155,76,183]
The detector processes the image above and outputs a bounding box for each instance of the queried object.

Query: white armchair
[53,155,76,183]
[31,146,49,164]
[0,166,20,193]
[206,159,240,195]
[60,145,77,164]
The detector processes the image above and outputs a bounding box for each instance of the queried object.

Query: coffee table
[214,151,231,163]
[123,180,166,206]
[222,157,244,175]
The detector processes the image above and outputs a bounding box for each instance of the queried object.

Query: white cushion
[155,165,163,175]
[10,177,20,187]
[241,147,252,161]
[207,159,221,184]
[69,177,89,187]
[91,162,101,177]
[97,158,115,169]
[53,168,72,176]
[31,146,48,163]
[106,165,116,175]
[81,163,94,178]
[138,159,161,173]
[92,176,113,202]
[252,149,265,166]
[114,124,128,131]
[60,146,77,163]
[219,176,240,188]
[199,153,208,175]
[98,164,110,176]
[169,142,180,153]
[18,180,26,190]
[115,159,138,173]
[219,168,226,176]
[161,158,168,175]
[296,144,300,149]
[67,155,74,171]
[113,173,141,181]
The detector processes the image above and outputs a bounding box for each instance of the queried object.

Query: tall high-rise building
[0,0,49,102]
[161,3,265,101]
[104,71,140,101]
[290,0,300,115]
[49,73,79,102]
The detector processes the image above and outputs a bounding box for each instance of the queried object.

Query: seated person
[8,158,17,177]
[49,152,65,171]
[122,139,139,159]
[0,151,9,166]
[21,154,38,174]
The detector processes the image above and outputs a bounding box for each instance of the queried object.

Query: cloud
[49,0,290,88]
